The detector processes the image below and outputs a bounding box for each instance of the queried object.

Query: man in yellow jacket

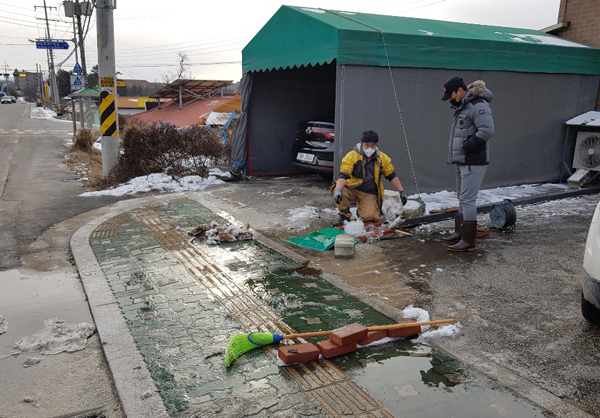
[332,130,408,226]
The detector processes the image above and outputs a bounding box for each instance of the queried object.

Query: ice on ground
[12,318,95,355]
[344,219,365,235]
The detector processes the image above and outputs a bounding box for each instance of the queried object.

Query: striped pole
[97,0,119,176]
[100,89,117,137]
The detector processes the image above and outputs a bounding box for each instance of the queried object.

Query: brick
[317,339,357,359]
[278,343,320,365]
[329,323,368,346]
[358,330,388,346]
[334,234,355,259]
[388,321,421,338]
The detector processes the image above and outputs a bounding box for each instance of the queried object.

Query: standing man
[441,76,494,252]
[332,130,407,226]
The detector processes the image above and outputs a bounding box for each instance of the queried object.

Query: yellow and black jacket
[338,143,398,208]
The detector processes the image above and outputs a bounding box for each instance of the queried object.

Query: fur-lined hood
[466,80,494,103]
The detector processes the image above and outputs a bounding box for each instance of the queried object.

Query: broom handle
[282,318,455,339]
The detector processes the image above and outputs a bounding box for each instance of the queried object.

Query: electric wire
[323,9,421,196]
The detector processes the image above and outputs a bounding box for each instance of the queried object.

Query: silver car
[582,200,600,325]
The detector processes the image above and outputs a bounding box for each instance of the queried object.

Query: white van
[582,200,600,324]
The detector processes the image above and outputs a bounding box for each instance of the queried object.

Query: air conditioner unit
[573,131,600,171]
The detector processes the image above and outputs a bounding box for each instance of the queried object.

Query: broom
[224,318,455,367]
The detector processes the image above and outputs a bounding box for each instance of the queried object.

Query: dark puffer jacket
[447,80,494,165]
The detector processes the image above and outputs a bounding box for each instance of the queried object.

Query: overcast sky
[0,0,562,84]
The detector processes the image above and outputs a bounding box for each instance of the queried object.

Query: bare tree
[160,52,192,85]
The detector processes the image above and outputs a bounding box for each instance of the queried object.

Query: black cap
[441,76,467,101]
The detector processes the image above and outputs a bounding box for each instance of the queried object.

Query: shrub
[108,121,228,184]
[72,128,95,153]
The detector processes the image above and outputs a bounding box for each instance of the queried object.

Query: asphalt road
[0,103,126,417]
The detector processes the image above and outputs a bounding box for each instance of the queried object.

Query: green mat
[284,228,357,252]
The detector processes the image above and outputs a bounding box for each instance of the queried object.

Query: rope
[323,9,420,196]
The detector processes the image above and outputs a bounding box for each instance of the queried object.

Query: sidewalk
[70,189,593,418]
[71,192,398,418]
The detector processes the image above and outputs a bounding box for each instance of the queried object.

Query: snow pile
[402,305,461,343]
[30,107,71,123]
[81,171,226,196]
[12,318,95,355]
[344,219,365,236]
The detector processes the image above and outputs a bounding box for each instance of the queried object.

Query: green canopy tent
[231,6,600,190]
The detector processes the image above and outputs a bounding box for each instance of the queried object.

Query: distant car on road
[9,96,16,103]
[291,120,335,177]
[1,96,12,104]
[582,200,600,325]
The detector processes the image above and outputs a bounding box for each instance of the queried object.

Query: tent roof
[242,5,600,75]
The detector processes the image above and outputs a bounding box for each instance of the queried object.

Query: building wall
[557,0,600,108]
[558,0,600,47]
[334,65,600,193]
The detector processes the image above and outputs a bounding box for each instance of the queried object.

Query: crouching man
[332,130,407,226]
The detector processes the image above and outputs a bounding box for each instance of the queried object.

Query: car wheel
[581,291,600,325]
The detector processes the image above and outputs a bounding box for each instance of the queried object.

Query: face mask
[449,98,461,107]
[363,147,376,158]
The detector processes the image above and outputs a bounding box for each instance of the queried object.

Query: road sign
[73,63,83,74]
[116,80,126,87]
[35,41,69,50]
[100,76,114,88]
[70,75,85,90]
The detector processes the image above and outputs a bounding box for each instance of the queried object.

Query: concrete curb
[70,194,182,418]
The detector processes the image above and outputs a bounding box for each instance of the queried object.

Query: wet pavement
[69,190,567,418]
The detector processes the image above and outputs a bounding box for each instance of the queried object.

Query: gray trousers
[455,164,487,221]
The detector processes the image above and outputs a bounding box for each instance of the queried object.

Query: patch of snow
[12,318,95,355]
[30,107,72,123]
[80,173,225,196]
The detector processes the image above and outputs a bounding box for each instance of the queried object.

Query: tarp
[230,72,252,175]
[243,6,600,75]
[284,228,356,252]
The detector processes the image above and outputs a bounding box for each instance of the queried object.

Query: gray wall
[335,65,600,194]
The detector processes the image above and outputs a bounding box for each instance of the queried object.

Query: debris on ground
[0,315,8,334]
[189,221,254,245]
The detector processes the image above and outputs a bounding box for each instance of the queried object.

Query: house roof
[243,5,600,75]
[129,95,239,128]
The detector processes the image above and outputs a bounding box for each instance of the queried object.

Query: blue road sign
[36,41,69,50]
[73,76,83,87]
[73,63,83,74]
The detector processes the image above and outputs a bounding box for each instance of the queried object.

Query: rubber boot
[447,221,477,252]
[332,214,350,227]
[442,214,462,242]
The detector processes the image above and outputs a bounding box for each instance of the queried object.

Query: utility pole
[97,0,119,176]
[74,0,87,75]
[40,0,60,106]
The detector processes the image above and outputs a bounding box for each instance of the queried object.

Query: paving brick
[329,323,368,346]
[358,330,388,346]
[388,321,421,338]
[278,343,320,365]
[317,339,357,359]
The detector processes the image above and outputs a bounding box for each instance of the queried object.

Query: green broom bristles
[224,332,283,367]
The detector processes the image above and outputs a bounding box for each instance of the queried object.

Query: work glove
[334,188,342,204]
[399,191,408,206]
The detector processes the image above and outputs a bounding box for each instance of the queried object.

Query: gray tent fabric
[230,72,253,177]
